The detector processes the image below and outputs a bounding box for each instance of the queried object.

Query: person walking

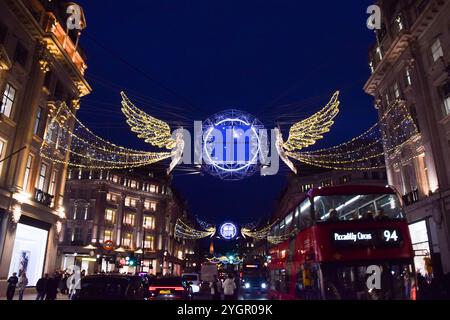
[233,272,240,300]
[223,273,236,300]
[45,273,58,300]
[60,273,69,295]
[17,272,29,300]
[36,274,49,300]
[6,272,18,300]
[210,275,222,300]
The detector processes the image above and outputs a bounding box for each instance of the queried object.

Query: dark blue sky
[76,0,377,225]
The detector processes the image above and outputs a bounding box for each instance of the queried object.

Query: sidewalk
[1,292,70,301]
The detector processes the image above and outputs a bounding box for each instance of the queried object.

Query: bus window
[359,203,376,220]
[314,194,403,222]
[297,200,312,230]
[375,195,404,219]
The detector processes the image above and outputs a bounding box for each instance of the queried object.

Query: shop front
[7,215,51,286]
[408,218,441,278]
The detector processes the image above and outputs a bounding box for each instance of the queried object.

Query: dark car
[148,277,193,300]
[72,274,145,300]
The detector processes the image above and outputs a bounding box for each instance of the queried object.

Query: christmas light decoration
[241,220,278,239]
[40,101,175,170]
[281,91,340,152]
[174,218,216,239]
[284,99,420,171]
[206,256,243,265]
[120,92,177,149]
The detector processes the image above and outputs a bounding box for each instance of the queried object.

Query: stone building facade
[58,168,195,276]
[364,0,450,276]
[0,0,90,296]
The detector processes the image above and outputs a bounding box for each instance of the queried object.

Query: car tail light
[148,286,185,291]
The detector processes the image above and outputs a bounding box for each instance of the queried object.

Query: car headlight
[245,283,250,289]
[261,283,267,289]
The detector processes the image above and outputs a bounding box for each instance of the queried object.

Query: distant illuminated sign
[220,223,238,240]
[331,229,402,248]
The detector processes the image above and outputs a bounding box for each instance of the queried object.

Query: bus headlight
[261,283,267,289]
[245,283,250,289]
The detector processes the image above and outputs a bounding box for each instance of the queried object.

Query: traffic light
[127,256,138,267]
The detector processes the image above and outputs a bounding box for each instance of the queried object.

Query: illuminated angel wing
[283,91,340,152]
[121,92,177,149]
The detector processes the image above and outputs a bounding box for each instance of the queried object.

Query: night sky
[75,0,377,226]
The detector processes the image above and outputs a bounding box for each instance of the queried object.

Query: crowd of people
[416,272,450,300]
[209,273,240,300]
[5,269,86,301]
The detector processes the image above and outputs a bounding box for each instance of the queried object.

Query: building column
[6,42,50,191]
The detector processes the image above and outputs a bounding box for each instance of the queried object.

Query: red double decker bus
[267,185,416,300]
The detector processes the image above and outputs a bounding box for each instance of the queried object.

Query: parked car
[181,273,201,294]
[72,274,145,300]
[148,277,193,300]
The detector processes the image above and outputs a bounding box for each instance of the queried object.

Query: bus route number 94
[383,230,399,242]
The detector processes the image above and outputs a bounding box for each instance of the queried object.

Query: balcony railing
[34,189,54,207]
[402,189,420,206]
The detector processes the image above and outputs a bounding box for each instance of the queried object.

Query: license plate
[160,290,171,294]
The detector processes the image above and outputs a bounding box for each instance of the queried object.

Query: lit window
[395,15,404,31]
[144,200,157,211]
[0,139,5,175]
[105,209,116,223]
[106,193,118,202]
[49,170,57,203]
[33,107,43,136]
[123,213,135,226]
[376,46,383,60]
[442,82,450,116]
[37,163,48,191]
[405,68,412,86]
[125,197,137,207]
[143,216,155,230]
[144,235,154,250]
[73,227,82,242]
[1,83,16,118]
[431,38,444,62]
[149,185,158,193]
[104,229,113,242]
[393,82,401,99]
[122,233,132,248]
[130,180,137,189]
[369,61,375,73]
[112,175,119,183]
[23,154,33,192]
[385,92,391,106]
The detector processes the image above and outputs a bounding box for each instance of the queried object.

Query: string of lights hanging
[174,218,216,240]
[286,100,420,171]
[241,220,279,239]
[40,101,175,170]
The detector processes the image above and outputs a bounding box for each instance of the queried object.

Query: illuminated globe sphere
[202,109,265,181]
[219,222,238,240]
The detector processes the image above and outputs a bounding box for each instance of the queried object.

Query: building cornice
[4,0,92,97]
